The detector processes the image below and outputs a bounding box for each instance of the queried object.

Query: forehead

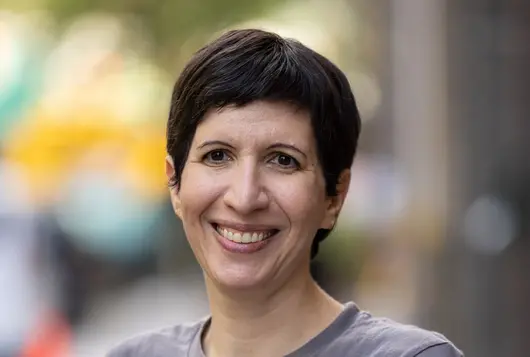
[194,101,314,148]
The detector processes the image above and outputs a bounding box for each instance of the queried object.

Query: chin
[217,276,265,291]
[207,258,272,291]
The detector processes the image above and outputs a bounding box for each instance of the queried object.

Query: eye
[269,153,300,170]
[203,149,231,165]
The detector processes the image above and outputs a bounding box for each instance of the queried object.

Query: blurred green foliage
[319,229,366,280]
[1,0,283,69]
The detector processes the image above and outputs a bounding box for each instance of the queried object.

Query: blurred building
[430,1,530,356]
[338,1,529,356]
[364,1,530,355]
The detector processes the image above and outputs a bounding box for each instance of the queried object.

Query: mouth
[212,223,279,244]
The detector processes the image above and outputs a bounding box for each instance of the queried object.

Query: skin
[166,100,351,357]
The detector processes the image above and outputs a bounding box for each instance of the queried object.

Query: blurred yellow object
[124,124,168,198]
[3,108,167,206]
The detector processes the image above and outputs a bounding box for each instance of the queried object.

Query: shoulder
[106,319,205,357]
[345,309,463,356]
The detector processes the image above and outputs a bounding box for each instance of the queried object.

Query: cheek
[273,174,327,226]
[179,165,223,224]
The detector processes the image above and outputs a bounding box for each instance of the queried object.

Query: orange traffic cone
[19,311,71,357]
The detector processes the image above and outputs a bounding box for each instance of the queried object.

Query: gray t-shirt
[107,303,463,357]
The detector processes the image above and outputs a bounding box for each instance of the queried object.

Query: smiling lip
[211,222,279,254]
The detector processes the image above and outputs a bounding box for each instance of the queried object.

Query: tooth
[258,233,264,240]
[251,233,259,242]
[233,233,242,243]
[223,229,228,237]
[241,233,252,243]
[241,233,251,243]
[227,231,233,240]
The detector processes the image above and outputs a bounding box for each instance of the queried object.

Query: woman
[108,29,463,357]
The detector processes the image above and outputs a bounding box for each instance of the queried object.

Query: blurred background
[0,0,528,356]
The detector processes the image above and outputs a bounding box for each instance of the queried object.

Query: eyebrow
[267,143,307,159]
[196,140,236,150]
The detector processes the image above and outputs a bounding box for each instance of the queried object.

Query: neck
[202,268,344,357]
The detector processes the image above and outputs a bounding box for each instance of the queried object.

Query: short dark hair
[167,29,361,258]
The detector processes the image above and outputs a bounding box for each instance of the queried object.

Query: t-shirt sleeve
[106,345,128,357]
[106,340,138,357]
[103,320,206,357]
[413,342,464,357]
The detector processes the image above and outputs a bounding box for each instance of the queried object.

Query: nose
[223,159,269,214]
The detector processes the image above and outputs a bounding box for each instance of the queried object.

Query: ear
[165,155,182,220]
[322,169,351,229]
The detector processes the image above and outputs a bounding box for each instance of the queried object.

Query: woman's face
[167,101,348,290]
